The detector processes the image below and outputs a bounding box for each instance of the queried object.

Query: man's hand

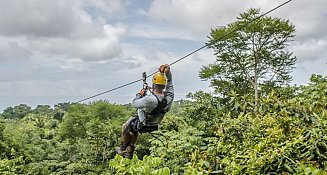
[139,88,146,97]
[159,64,170,75]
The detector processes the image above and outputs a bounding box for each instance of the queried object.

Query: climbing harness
[142,71,168,116]
[148,94,167,116]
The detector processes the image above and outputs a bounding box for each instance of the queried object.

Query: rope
[76,0,293,103]
[76,79,142,103]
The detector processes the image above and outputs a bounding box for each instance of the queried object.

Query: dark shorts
[125,116,159,134]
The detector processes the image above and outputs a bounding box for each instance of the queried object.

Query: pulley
[142,72,148,90]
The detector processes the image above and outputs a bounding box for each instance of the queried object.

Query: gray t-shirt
[132,72,174,125]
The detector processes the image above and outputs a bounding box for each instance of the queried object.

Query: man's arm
[132,93,146,109]
[164,71,174,105]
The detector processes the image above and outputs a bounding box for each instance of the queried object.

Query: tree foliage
[0,74,326,174]
[201,9,296,113]
[1,104,31,119]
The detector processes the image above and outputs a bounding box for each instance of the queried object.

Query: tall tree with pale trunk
[201,8,296,115]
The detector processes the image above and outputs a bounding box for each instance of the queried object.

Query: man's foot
[124,145,135,159]
[115,145,134,159]
[115,147,126,156]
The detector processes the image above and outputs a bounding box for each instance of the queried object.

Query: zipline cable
[76,79,142,103]
[76,0,293,103]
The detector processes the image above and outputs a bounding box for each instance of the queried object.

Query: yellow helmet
[152,72,167,85]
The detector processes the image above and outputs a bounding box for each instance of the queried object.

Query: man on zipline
[115,64,174,159]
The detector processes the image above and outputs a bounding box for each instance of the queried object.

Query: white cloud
[148,0,327,40]
[53,24,125,61]
[0,80,97,97]
[0,0,128,62]
[128,23,198,40]
[0,41,32,60]
[0,0,125,37]
[148,0,252,37]
[292,39,327,62]
[59,58,85,70]
[257,0,327,41]
[0,0,78,37]
[81,0,125,19]
[292,57,327,85]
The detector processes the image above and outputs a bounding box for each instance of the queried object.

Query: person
[115,64,174,159]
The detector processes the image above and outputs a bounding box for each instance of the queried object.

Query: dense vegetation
[1,8,326,175]
[0,74,326,174]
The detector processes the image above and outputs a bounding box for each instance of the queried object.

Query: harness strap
[148,93,167,116]
[126,115,159,134]
[128,93,168,134]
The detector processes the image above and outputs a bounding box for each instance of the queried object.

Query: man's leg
[116,117,138,159]
[124,130,138,159]
[115,118,133,155]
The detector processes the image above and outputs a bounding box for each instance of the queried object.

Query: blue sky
[0,0,326,111]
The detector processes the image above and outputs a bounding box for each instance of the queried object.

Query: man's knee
[122,123,128,129]
[122,118,132,130]
[122,117,138,134]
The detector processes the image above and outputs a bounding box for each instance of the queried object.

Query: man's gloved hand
[159,64,170,74]
[139,88,146,97]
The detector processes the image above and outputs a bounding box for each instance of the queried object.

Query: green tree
[0,119,6,158]
[32,105,54,115]
[0,119,4,139]
[54,102,72,121]
[10,104,31,119]
[54,103,71,112]
[89,100,128,120]
[1,107,14,119]
[6,104,32,119]
[201,8,296,114]
[58,104,88,142]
